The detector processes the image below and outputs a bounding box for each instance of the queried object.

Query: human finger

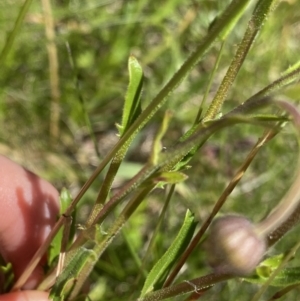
[0,155,59,289]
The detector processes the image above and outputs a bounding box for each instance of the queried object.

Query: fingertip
[0,291,50,301]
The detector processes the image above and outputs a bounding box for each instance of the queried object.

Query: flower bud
[206,215,266,276]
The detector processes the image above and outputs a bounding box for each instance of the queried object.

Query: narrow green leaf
[60,188,73,213]
[249,114,289,122]
[49,188,74,264]
[246,264,300,287]
[150,110,172,165]
[50,247,97,301]
[140,210,196,297]
[119,55,143,136]
[209,1,250,41]
[0,0,34,65]
[153,171,188,185]
[253,254,284,279]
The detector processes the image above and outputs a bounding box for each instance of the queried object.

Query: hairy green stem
[228,66,300,117]
[68,185,154,299]
[196,41,225,123]
[85,157,123,227]
[203,0,278,122]
[139,273,232,301]
[42,0,61,142]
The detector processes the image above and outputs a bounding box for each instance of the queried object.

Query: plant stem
[135,185,176,283]
[228,66,300,117]
[139,273,232,301]
[250,239,300,301]
[195,41,225,123]
[68,185,154,299]
[90,116,275,228]
[203,0,278,122]
[0,0,33,65]
[255,101,300,236]
[267,283,300,300]
[41,0,61,142]
[267,202,300,247]
[164,129,277,287]
[85,0,249,226]
[11,0,267,289]
[66,0,253,230]
[66,116,277,298]
[65,42,100,158]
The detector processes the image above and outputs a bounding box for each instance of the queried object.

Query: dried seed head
[206,215,266,276]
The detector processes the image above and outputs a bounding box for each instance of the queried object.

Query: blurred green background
[1,0,300,300]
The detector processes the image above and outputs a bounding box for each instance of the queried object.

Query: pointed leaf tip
[118,56,144,136]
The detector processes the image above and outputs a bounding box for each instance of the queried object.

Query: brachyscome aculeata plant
[2,0,300,301]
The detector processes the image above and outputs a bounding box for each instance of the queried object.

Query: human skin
[0,155,60,300]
